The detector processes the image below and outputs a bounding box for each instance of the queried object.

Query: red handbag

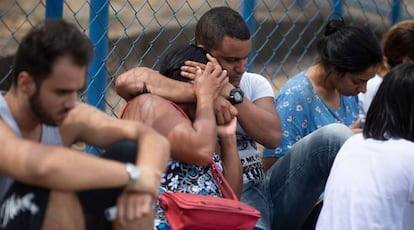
[159,162,261,230]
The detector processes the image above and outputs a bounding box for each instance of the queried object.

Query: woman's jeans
[241,123,353,230]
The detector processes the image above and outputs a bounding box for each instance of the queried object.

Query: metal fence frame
[1,0,412,114]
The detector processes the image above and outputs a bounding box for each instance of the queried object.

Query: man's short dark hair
[195,7,251,51]
[12,19,93,86]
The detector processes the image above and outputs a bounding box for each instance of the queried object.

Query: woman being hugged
[120,45,242,230]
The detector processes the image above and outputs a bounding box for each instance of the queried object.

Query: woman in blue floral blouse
[263,17,383,161]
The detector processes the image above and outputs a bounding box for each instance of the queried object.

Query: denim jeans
[241,123,353,230]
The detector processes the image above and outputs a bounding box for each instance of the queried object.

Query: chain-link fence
[1,0,413,117]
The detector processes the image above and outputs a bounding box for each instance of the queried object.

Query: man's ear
[17,71,36,95]
[196,44,206,49]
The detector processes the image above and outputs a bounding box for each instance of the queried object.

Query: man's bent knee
[42,191,85,230]
[319,123,353,144]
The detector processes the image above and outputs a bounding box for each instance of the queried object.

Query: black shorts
[0,140,137,230]
[78,140,137,230]
[0,182,49,230]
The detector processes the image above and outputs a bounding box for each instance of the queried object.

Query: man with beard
[0,19,170,230]
[115,6,353,229]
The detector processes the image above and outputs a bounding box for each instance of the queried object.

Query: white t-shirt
[316,134,414,230]
[238,72,275,184]
[358,74,383,125]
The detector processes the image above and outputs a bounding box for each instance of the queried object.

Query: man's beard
[29,91,58,126]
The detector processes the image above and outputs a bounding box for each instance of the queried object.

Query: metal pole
[391,0,401,25]
[45,0,63,19]
[241,0,256,71]
[86,0,108,155]
[332,0,342,17]
[88,0,108,111]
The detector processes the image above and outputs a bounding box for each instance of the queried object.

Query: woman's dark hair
[159,45,208,81]
[316,17,383,77]
[363,63,414,142]
[12,19,93,86]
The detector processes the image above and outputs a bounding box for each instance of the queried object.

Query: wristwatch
[125,163,141,187]
[228,87,244,105]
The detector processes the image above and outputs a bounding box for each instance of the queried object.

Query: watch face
[229,88,244,104]
[234,92,243,102]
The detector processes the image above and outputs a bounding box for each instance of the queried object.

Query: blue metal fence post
[391,0,401,25]
[332,0,342,17]
[86,0,109,155]
[241,0,256,71]
[45,0,63,19]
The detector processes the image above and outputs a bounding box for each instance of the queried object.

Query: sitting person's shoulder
[242,72,269,83]
[278,71,313,95]
[241,72,274,97]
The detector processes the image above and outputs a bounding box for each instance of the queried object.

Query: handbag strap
[168,100,238,201]
[167,100,190,120]
[210,161,239,201]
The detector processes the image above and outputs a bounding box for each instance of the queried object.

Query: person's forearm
[219,135,243,198]
[134,128,170,177]
[115,67,195,102]
[235,99,282,149]
[191,96,218,163]
[3,141,130,191]
[219,84,281,148]
[262,157,279,172]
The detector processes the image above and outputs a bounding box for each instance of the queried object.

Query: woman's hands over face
[180,53,221,80]
[191,58,228,100]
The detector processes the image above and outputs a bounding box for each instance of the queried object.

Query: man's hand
[217,117,237,138]
[214,96,238,125]
[115,192,155,229]
[115,67,154,101]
